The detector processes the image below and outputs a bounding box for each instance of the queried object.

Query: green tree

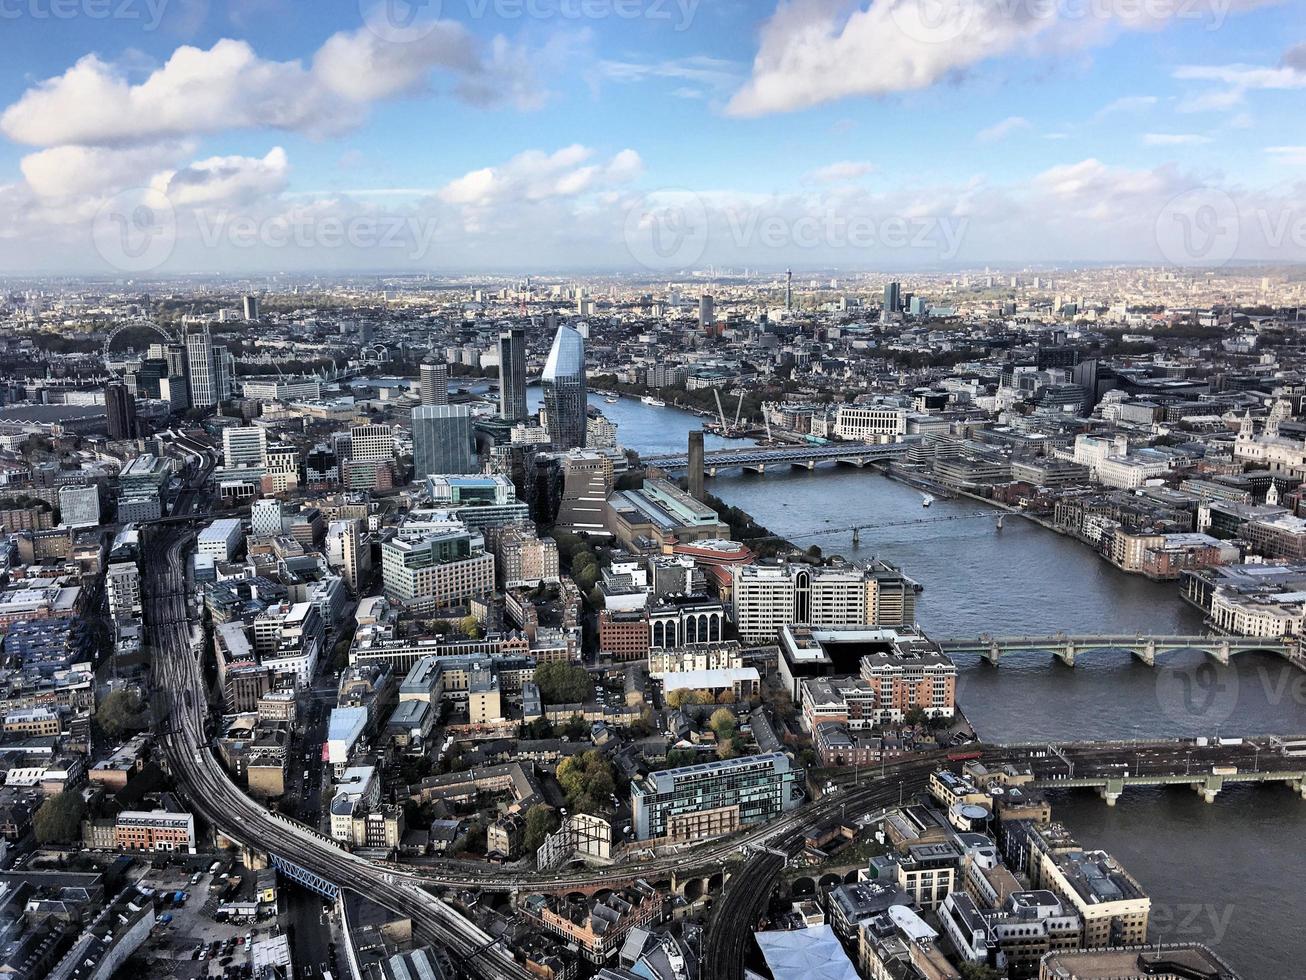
[95,689,148,738]
[709,707,736,739]
[34,791,86,844]
[556,750,616,813]
[958,964,1002,980]
[534,662,593,705]
[459,615,482,639]
[904,706,928,729]
[523,805,561,852]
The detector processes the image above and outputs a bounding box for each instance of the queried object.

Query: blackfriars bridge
[935,633,1304,670]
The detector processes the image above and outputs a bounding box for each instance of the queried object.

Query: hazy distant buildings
[542,325,587,450]
[883,281,901,322]
[498,327,528,421]
[412,405,477,477]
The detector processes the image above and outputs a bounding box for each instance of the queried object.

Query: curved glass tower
[542,325,587,450]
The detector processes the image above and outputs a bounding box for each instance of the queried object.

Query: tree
[95,689,148,738]
[556,750,616,813]
[534,662,593,705]
[459,615,482,640]
[959,964,1002,980]
[904,706,928,729]
[34,791,86,844]
[709,707,736,739]
[523,805,561,852]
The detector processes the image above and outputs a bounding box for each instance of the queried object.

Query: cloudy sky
[1,0,1304,274]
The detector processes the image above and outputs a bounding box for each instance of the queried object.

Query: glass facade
[498,327,528,421]
[542,325,587,450]
[412,405,477,477]
[631,752,802,841]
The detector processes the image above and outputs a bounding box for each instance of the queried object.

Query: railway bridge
[935,633,1302,669]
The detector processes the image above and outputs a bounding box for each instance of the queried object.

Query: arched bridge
[935,633,1303,669]
[640,440,913,475]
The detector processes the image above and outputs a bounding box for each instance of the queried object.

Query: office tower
[631,753,801,841]
[688,430,705,502]
[883,282,901,321]
[541,325,587,450]
[498,327,528,421]
[104,381,137,440]
[185,324,230,409]
[419,361,449,407]
[786,269,793,311]
[350,423,394,464]
[222,426,268,469]
[243,295,259,321]
[699,294,715,330]
[412,405,477,477]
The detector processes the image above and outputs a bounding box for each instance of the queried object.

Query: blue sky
[0,0,1303,272]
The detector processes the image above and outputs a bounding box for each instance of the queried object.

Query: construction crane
[713,388,729,432]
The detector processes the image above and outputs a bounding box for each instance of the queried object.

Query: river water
[583,391,1306,979]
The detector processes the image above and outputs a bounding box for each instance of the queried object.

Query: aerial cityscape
[0,2,1304,980]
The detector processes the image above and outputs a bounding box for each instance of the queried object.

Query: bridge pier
[742,463,766,475]
[707,466,717,478]
[1133,640,1157,667]
[1195,776,1223,803]
[1055,644,1077,668]
[1209,641,1231,666]
[983,643,1001,667]
[1100,778,1125,806]
[789,460,816,471]
[1290,779,1306,799]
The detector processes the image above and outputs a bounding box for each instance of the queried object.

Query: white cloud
[726,0,1275,116]
[1093,95,1158,119]
[1266,145,1306,165]
[1142,133,1212,145]
[154,146,291,208]
[437,146,643,208]
[20,142,194,200]
[976,116,1031,143]
[806,161,875,183]
[1174,48,1306,111]
[0,26,538,148]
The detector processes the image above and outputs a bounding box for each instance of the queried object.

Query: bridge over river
[640,440,912,474]
[935,632,1304,669]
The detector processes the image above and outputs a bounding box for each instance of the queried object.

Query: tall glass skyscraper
[542,325,587,450]
[411,405,477,477]
[498,327,528,421]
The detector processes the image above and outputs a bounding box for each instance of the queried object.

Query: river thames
[571,389,1306,979]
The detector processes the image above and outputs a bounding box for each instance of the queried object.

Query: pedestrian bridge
[641,440,913,474]
[935,633,1303,669]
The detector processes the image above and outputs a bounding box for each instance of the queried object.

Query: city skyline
[0,1,1303,272]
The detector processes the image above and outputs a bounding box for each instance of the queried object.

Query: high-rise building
[250,498,285,537]
[350,423,394,464]
[883,282,901,322]
[498,327,528,421]
[185,324,230,409]
[688,430,705,502]
[411,405,477,478]
[326,518,371,592]
[419,361,449,407]
[104,381,137,441]
[243,295,259,321]
[699,294,715,330]
[541,325,587,450]
[786,269,793,311]
[222,426,268,469]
